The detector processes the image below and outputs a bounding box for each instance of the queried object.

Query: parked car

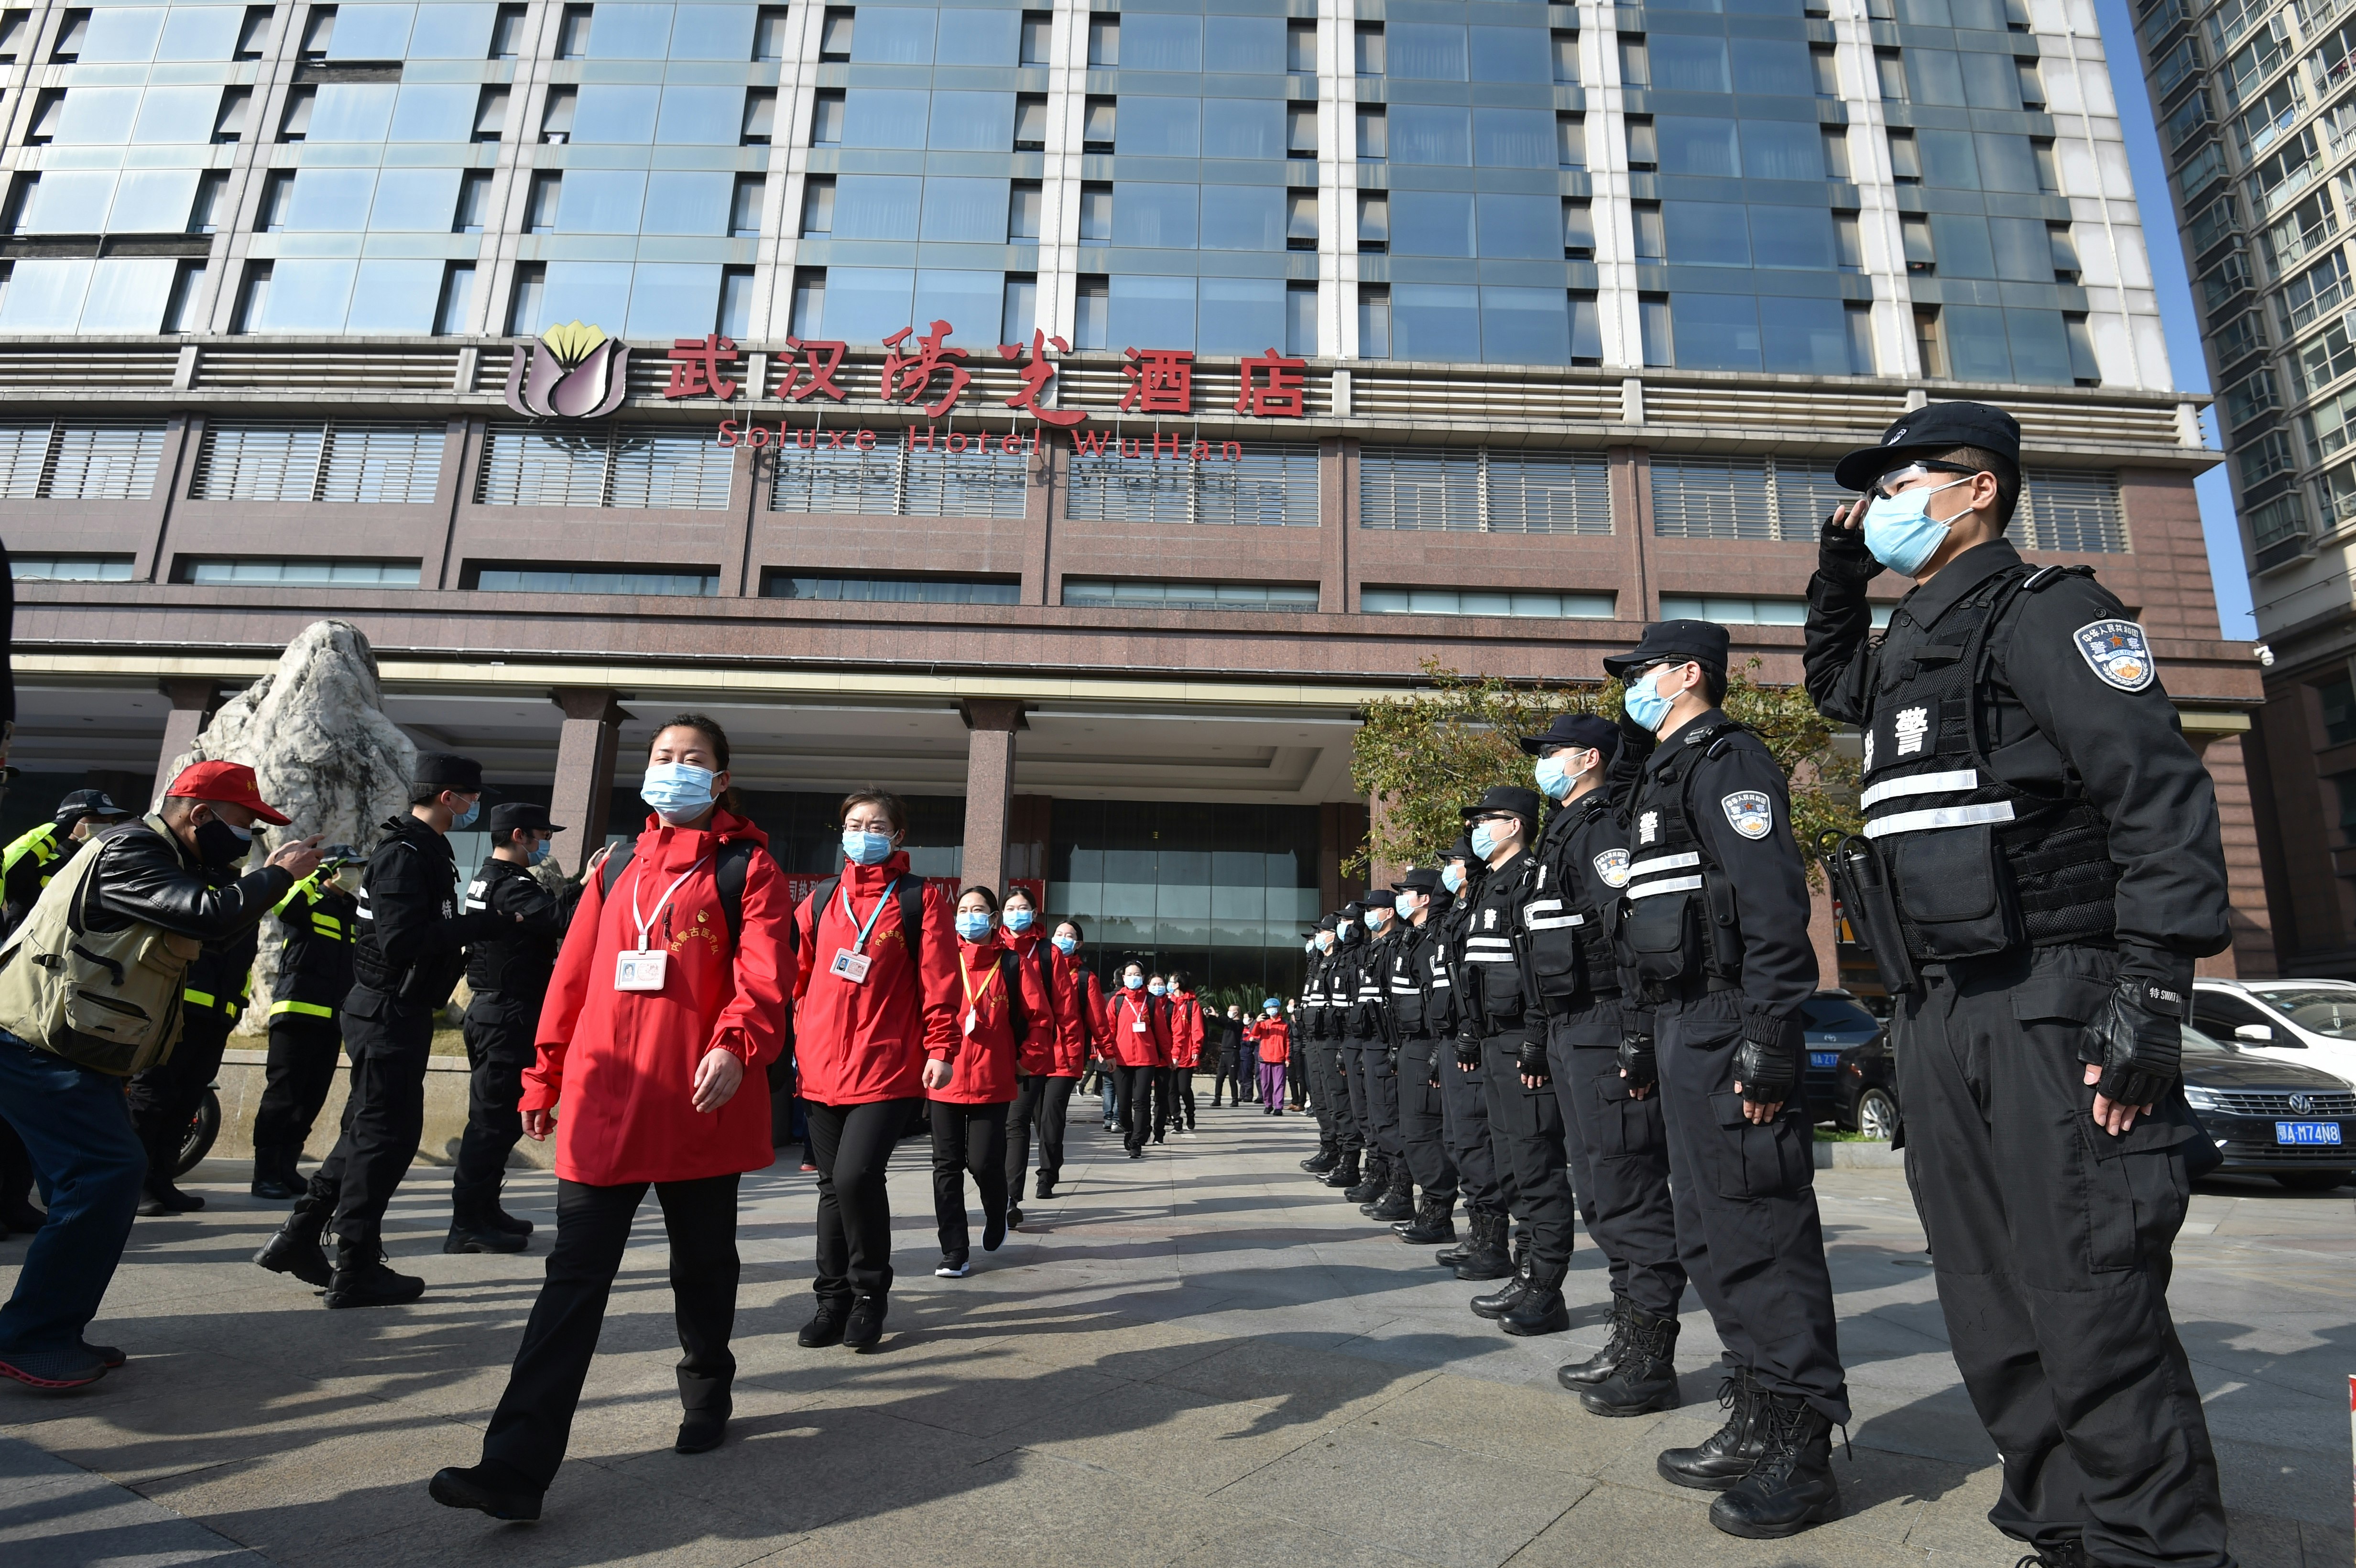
[2180,1023,2355,1191]
[1800,991,1900,1140]
[2191,979,2356,1088]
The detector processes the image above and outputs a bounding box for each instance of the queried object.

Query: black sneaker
[430,1464,543,1522]
[1005,1205,1025,1231]
[443,1221,527,1255]
[935,1256,973,1278]
[982,1208,1007,1252]
[0,1346,108,1392]
[843,1294,887,1351]
[797,1297,851,1348]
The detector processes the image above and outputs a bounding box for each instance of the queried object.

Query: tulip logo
[502,320,631,419]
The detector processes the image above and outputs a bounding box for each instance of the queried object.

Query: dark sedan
[2181,1025,2356,1191]
[1800,991,1900,1140]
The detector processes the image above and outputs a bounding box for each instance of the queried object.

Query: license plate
[2274,1121,2344,1146]
[1808,1051,1839,1069]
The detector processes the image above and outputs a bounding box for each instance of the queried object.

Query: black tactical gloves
[1455,1032,1483,1070]
[1734,1010,1802,1109]
[2082,973,2188,1110]
[1817,509,1883,586]
[1516,1037,1550,1085]
[1616,1028,1658,1092]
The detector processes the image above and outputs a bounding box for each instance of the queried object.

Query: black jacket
[463,857,576,1025]
[351,814,500,1006]
[273,872,358,1015]
[85,817,292,944]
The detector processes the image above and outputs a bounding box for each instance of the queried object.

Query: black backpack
[598,838,760,944]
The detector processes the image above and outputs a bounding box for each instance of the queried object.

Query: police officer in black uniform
[1432,836,1510,1278]
[255,751,504,1308]
[1344,892,1404,1214]
[447,804,575,1255]
[250,848,361,1199]
[1296,915,1343,1173]
[1808,403,2235,1568]
[1385,867,1460,1242]
[1313,913,1371,1190]
[1606,620,1846,1539]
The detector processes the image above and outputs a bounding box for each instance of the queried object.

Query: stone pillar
[549,688,631,876]
[960,699,1026,894]
[1007,793,1053,901]
[150,678,220,807]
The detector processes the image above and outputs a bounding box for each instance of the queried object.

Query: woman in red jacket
[994,888,1046,1227]
[1164,970,1204,1137]
[790,790,958,1350]
[1105,961,1171,1159]
[1013,917,1102,1207]
[1248,1001,1292,1115]
[431,715,790,1523]
[932,886,1051,1276]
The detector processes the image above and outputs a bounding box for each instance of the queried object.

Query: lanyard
[631,856,708,951]
[959,949,1001,1013]
[840,877,899,956]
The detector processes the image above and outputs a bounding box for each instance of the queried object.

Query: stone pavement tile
[1166,1512,1436,1568]
[993,1377,1318,1493]
[0,1435,268,1568]
[1209,1423,1590,1568]
[939,1307,1235,1383]
[1508,1479,1927,1568]
[1150,1335,1438,1425]
[1349,1371,1680,1479]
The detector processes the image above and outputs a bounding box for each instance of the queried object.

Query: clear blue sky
[2091,0,2257,639]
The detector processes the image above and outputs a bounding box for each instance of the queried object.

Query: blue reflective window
[643,171,732,234]
[541,261,634,331]
[588,3,675,58]
[56,88,138,144]
[25,173,113,232]
[1658,116,1739,176]
[843,88,930,148]
[1475,108,1554,169]
[373,168,464,230]
[913,270,1000,337]
[1759,296,1850,373]
[1200,185,1285,249]
[0,261,92,330]
[1962,51,2021,111]
[332,5,417,57]
[670,4,755,60]
[1393,283,1480,359]
[1928,212,1995,278]
[1206,17,1285,72]
[1666,200,1748,264]
[928,91,1014,151]
[1483,285,1569,364]
[559,170,648,232]
[133,86,221,143]
[576,85,661,142]
[409,4,498,58]
[857,7,938,61]
[834,174,923,239]
[1121,97,1201,156]
[1671,292,1761,370]
[1470,26,1550,83]
[309,84,398,142]
[1125,15,1203,71]
[288,169,377,230]
[1391,105,1471,164]
[1943,303,2012,380]
[347,259,445,331]
[921,177,1009,241]
[1203,99,1286,159]
[2007,307,2071,383]
[1392,23,1467,79]
[110,170,198,232]
[158,7,243,60]
[262,261,361,331]
[1198,277,1285,354]
[1653,35,1729,92]
[390,83,479,142]
[1114,183,1199,248]
[1392,190,1474,256]
[1990,217,2050,282]
[1571,293,1601,359]
[1976,132,2039,193]
[1916,129,1979,187]
[657,86,742,144]
[82,8,165,60]
[1751,204,1834,268]
[1732,39,1812,95]
[1477,192,1561,259]
[1110,274,1196,348]
[80,258,176,331]
[938,8,1020,65]
[826,267,917,341]
[627,262,720,337]
[1739,120,1822,180]
[1906,49,1966,107]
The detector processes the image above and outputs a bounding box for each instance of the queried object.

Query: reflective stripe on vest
[270,999,336,1018]
[1521,896,1584,932]
[1864,800,2020,838]
[1463,934,1516,964]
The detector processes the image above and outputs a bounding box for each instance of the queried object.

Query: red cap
[165,761,292,826]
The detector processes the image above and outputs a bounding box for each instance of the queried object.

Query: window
[742,89,776,145]
[1651,457,1842,542]
[2240,430,2297,487]
[192,421,446,504]
[504,261,545,335]
[2018,469,2127,553]
[540,84,576,142]
[1360,448,1611,534]
[2320,673,2356,746]
[1557,114,1586,170]
[211,87,251,143]
[1875,48,1905,101]
[1088,16,1117,66]
[2338,774,2356,844]
[1287,283,1317,358]
[718,267,753,338]
[753,5,788,61]
[1356,23,1384,75]
[1639,295,1671,366]
[1014,93,1047,150]
[1914,306,1944,376]
[768,429,1030,518]
[556,2,590,56]
[161,261,208,332]
[1661,594,1893,629]
[435,263,474,335]
[472,566,718,596]
[1008,181,1041,240]
[179,557,420,586]
[1291,20,1317,73]
[1811,44,1839,96]
[2064,314,2100,384]
[1020,11,1050,66]
[1078,183,1113,243]
[477,424,738,510]
[9,554,134,580]
[473,86,510,142]
[256,170,294,232]
[1618,35,1647,86]
[1288,106,1317,158]
[1286,192,1318,251]
[230,5,272,57]
[1625,117,1657,171]
[1064,578,1320,612]
[1358,284,1390,358]
[1083,96,1115,152]
[727,175,765,238]
[278,84,316,141]
[1887,130,1920,183]
[1833,211,1863,271]
[0,420,164,500]
[488,3,525,57]
[1356,106,1385,160]
[1633,203,1665,261]
[1068,444,1320,527]
[1001,273,1034,342]
[2281,250,2352,331]
[1823,127,1851,181]
[811,90,845,146]
[789,267,825,336]
[1552,30,1578,84]
[525,171,561,233]
[1901,214,1935,272]
[1563,200,1595,261]
[1571,292,1600,365]
[1362,587,1613,619]
[767,573,1020,605]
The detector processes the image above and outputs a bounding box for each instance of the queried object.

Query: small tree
[1348,658,1859,880]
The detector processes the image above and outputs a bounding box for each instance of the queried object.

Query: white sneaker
[935,1258,972,1278]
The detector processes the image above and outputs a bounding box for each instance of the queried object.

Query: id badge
[614,949,667,991]
[964,1008,979,1035]
[831,948,872,983]
[1133,1018,1148,1034]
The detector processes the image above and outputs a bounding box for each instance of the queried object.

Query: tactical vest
[350,822,467,1006]
[1387,921,1452,1036]
[272,872,357,1019]
[1525,795,1621,1009]
[1617,723,1747,994]
[464,860,566,1002]
[1857,563,2118,960]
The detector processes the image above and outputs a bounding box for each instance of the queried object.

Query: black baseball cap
[1833,400,2021,492]
[1398,866,1443,893]
[1603,620,1730,679]
[1462,784,1543,828]
[413,751,484,792]
[55,789,129,828]
[487,803,566,836]
[1444,835,1477,863]
[1520,712,1620,760]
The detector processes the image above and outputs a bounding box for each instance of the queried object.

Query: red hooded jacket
[1104,985,1171,1067]
[791,852,959,1104]
[1053,956,1104,1076]
[1166,990,1205,1067]
[1247,1014,1291,1064]
[934,932,1054,1105]
[524,810,792,1187]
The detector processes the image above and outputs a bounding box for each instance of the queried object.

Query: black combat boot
[1319,1148,1362,1190]
[1453,1209,1514,1281]
[484,1177,533,1235]
[1300,1143,1340,1175]
[1581,1306,1682,1416]
[1396,1193,1456,1245]
[1367,1161,1415,1223]
[1657,1369,1767,1491]
[253,1197,334,1288]
[444,1194,528,1254]
[1707,1391,1840,1538]
[1433,1204,1480,1267]
[1471,1254,1533,1319]
[1557,1294,1630,1389]
[324,1241,426,1309]
[430,1462,544,1522]
[1501,1263,1571,1337]
[1347,1153,1387,1206]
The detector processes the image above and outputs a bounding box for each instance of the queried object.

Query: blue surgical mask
[1304,938,1317,954]
[451,799,480,830]
[1862,476,1969,576]
[1005,907,1035,933]
[641,763,715,820]
[1124,973,1145,990]
[1053,934,1077,955]
[1394,893,1416,919]
[1470,823,1497,860]
[1623,669,1673,734]
[528,845,550,866]
[840,828,894,866]
[1363,910,1383,931]
[1535,753,1585,801]
[1149,981,1166,996]
[955,910,993,941]
[1442,863,1464,893]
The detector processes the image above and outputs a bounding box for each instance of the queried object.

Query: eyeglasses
[1866,460,1983,501]
[1471,811,1520,825]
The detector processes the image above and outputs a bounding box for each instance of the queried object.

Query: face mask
[1394,893,1417,919]
[451,798,481,830]
[1149,982,1166,996]
[1623,668,1673,734]
[528,844,550,866]
[1470,823,1497,860]
[1265,1004,1279,1014]
[840,828,894,866]
[1124,973,1145,990]
[1053,934,1077,955]
[955,910,993,941]
[1317,933,1333,950]
[1304,938,1317,954]
[1004,907,1035,933]
[1862,475,1970,577]
[1442,864,1465,893]
[641,764,714,820]
[192,816,252,868]
[1363,910,1383,930]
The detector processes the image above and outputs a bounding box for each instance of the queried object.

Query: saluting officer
[1297,916,1344,1174]
[1808,403,2236,1568]
[1385,867,1461,1244]
[1605,620,1846,1540]
[447,803,576,1256]
[1432,836,1510,1278]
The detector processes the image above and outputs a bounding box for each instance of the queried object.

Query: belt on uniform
[270,1000,337,1018]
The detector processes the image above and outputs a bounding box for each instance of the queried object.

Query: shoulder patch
[2072,619,2155,692]
[1592,848,1631,889]
[1721,790,1773,840]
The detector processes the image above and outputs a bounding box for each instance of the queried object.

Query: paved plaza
[0,1107,2349,1568]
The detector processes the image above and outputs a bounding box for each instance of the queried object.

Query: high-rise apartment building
[0,0,2269,994]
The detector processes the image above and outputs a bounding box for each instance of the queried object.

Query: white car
[2191,979,2356,1088]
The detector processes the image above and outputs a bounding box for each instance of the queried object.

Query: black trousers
[1656,989,1849,1423]
[480,1173,739,1492]
[455,1011,532,1215]
[1397,1038,1459,1202]
[805,1099,912,1300]
[1480,1029,1577,1269]
[1365,1045,1403,1158]
[125,1007,236,1185]
[1008,1073,1075,1196]
[1318,1042,1362,1151]
[930,1099,1008,1262]
[1901,945,2228,1568]
[1549,1008,1683,1316]
[1169,1065,1196,1127]
[1117,1064,1157,1153]
[1439,1041,1506,1213]
[1342,1041,1374,1155]
[303,993,436,1253]
[252,1013,344,1155]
